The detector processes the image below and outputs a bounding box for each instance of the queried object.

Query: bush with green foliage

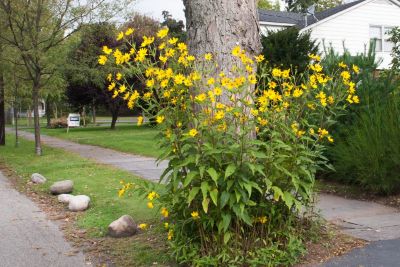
[261,27,319,74]
[322,46,400,194]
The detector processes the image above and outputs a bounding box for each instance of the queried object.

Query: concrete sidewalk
[0,171,89,267]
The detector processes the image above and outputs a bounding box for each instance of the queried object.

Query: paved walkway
[7,129,400,266]
[0,171,89,267]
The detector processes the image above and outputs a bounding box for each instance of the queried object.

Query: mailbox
[67,113,80,128]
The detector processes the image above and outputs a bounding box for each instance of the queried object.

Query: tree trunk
[46,97,51,128]
[32,81,42,155]
[183,0,261,92]
[110,107,120,130]
[0,67,5,146]
[92,99,96,125]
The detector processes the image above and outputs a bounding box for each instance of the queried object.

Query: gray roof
[259,0,366,29]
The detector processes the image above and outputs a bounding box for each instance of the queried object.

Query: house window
[370,25,395,52]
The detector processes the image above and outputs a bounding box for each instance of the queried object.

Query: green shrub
[261,27,319,74]
[329,91,400,194]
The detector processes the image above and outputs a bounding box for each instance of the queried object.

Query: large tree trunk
[32,81,42,155]
[183,0,261,89]
[0,67,5,146]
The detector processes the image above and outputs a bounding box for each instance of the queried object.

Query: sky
[134,0,186,22]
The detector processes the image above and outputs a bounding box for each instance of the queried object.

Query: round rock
[108,215,137,238]
[68,195,90,212]
[50,180,73,195]
[58,194,74,204]
[31,173,47,184]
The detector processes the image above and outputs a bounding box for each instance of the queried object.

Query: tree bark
[183,0,261,87]
[0,66,5,146]
[92,99,96,125]
[46,97,51,127]
[32,81,42,155]
[110,106,120,130]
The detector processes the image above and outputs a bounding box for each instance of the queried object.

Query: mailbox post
[67,113,80,133]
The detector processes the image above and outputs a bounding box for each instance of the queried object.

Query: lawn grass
[30,124,160,158]
[0,134,171,266]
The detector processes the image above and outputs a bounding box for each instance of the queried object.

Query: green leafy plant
[102,28,358,265]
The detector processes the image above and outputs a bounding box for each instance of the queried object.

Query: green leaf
[224,164,236,179]
[201,181,209,199]
[222,213,231,232]
[210,188,218,206]
[220,191,230,209]
[272,186,283,201]
[183,171,198,187]
[207,168,219,184]
[188,187,200,204]
[199,166,206,178]
[223,232,232,244]
[283,191,294,209]
[202,198,210,213]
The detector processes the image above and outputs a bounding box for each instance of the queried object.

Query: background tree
[285,0,316,12]
[161,11,186,41]
[315,0,341,11]
[261,27,319,73]
[0,0,134,155]
[389,27,400,71]
[258,0,281,11]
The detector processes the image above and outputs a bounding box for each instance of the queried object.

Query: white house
[259,0,400,69]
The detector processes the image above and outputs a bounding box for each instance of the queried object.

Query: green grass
[0,134,171,266]
[30,124,160,158]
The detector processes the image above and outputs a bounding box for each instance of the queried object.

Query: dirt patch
[297,224,367,266]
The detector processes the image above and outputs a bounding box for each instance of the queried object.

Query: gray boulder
[58,194,74,204]
[31,173,47,184]
[68,195,90,212]
[108,215,137,238]
[50,180,73,195]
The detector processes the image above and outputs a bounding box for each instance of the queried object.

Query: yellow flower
[146,79,155,88]
[116,31,124,41]
[251,109,259,116]
[141,36,155,47]
[309,53,321,61]
[116,72,122,81]
[309,128,315,135]
[164,222,169,229]
[157,27,169,39]
[98,55,107,65]
[352,95,360,104]
[107,73,112,82]
[207,77,215,85]
[338,61,347,68]
[174,74,185,85]
[259,216,268,224]
[108,82,115,91]
[282,69,290,78]
[318,128,329,138]
[125,28,134,36]
[328,96,334,105]
[177,42,187,52]
[248,74,257,84]
[232,46,241,57]
[352,64,360,74]
[147,202,154,209]
[272,68,282,77]
[118,188,125,198]
[189,128,198,137]
[168,37,178,45]
[167,229,173,240]
[186,55,195,62]
[292,88,303,98]
[102,46,112,55]
[215,110,225,120]
[310,64,323,73]
[195,93,207,102]
[138,223,148,230]
[341,71,351,80]
[147,191,158,200]
[156,115,165,124]
[119,85,127,93]
[159,55,168,63]
[191,211,200,219]
[204,53,213,61]
[161,207,169,218]
[255,54,265,62]
[213,87,222,96]
[137,116,144,126]
[328,136,334,143]
[158,42,166,50]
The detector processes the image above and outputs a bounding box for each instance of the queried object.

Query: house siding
[260,24,291,35]
[301,0,400,69]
